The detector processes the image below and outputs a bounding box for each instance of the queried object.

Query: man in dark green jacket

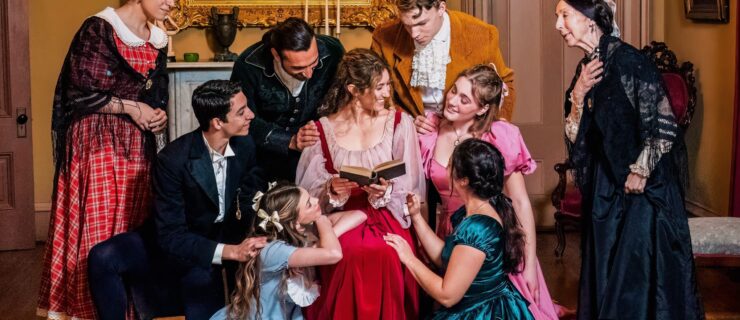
[231,17,344,181]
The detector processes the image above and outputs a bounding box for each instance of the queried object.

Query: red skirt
[38,115,151,320]
[306,190,419,320]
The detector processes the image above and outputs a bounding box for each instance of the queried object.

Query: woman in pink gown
[415,64,562,319]
[296,48,426,319]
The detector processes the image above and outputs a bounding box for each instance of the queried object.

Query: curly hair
[228,182,310,319]
[318,48,391,116]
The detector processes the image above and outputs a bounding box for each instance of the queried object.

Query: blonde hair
[228,183,309,320]
[446,64,505,135]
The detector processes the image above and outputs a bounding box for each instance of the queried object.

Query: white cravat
[411,12,451,112]
[274,59,306,97]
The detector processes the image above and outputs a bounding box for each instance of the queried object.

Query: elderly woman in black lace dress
[555,0,704,319]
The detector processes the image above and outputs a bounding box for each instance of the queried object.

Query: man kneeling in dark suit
[88,80,266,320]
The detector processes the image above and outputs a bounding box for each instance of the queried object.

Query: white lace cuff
[286,274,320,307]
[326,182,349,208]
[369,184,393,209]
[630,146,653,178]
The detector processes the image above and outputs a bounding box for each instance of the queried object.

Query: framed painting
[685,0,730,23]
[170,0,398,28]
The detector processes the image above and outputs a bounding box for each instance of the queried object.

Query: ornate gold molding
[171,0,398,29]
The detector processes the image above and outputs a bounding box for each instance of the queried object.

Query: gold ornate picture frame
[684,0,730,23]
[170,0,398,28]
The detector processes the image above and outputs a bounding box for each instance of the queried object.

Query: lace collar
[410,12,451,90]
[95,7,168,49]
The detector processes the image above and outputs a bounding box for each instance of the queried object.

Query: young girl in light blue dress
[211,182,366,320]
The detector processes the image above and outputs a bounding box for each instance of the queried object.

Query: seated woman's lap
[307,205,417,319]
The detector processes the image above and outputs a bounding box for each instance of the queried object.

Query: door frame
[0,0,35,250]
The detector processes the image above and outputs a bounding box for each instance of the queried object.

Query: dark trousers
[88,229,232,320]
[418,179,441,319]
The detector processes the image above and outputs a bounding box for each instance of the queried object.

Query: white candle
[324,0,330,35]
[304,0,309,22]
[336,0,341,34]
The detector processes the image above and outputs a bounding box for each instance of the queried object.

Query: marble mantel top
[167,62,234,69]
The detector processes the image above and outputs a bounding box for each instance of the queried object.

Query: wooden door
[0,0,35,250]
[460,0,647,227]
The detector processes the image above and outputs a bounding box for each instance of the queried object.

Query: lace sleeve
[620,59,678,178]
[563,59,588,144]
[295,143,346,212]
[564,91,584,143]
[386,113,427,228]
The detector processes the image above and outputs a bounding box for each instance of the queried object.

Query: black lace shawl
[565,35,688,193]
[51,17,168,173]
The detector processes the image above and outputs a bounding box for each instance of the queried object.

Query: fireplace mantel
[166,62,234,140]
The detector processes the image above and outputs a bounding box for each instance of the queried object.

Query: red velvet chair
[551,162,582,258]
[551,41,696,258]
[640,41,697,129]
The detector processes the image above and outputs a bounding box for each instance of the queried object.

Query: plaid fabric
[52,17,168,174]
[38,115,151,320]
[113,34,158,76]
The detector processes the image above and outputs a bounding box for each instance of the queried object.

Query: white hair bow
[251,181,279,211]
[257,209,283,232]
[252,191,264,211]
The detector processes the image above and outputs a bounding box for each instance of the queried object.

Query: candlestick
[304,0,309,22]
[324,0,329,35]
[336,0,341,34]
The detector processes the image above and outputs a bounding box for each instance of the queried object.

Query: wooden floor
[2,231,738,319]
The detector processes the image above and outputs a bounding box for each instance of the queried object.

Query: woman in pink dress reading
[296,48,426,319]
[415,64,563,319]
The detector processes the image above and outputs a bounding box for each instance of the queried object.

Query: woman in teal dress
[385,139,533,319]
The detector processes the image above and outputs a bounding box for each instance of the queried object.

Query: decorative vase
[211,7,239,62]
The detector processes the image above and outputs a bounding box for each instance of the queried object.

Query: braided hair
[450,139,526,273]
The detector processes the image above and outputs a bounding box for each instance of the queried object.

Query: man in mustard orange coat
[372,0,516,121]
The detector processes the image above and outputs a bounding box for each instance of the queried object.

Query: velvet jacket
[230,35,344,181]
[371,10,516,119]
[153,130,263,269]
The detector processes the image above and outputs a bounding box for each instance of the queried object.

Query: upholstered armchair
[551,41,696,258]
[640,41,697,129]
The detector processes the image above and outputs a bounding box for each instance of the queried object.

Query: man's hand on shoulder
[222,236,267,262]
[289,121,320,151]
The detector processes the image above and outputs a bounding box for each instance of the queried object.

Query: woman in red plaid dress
[37,1,174,319]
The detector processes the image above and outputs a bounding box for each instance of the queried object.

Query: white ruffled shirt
[94,7,168,49]
[411,12,451,112]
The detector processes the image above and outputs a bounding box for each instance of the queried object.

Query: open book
[339,159,406,186]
